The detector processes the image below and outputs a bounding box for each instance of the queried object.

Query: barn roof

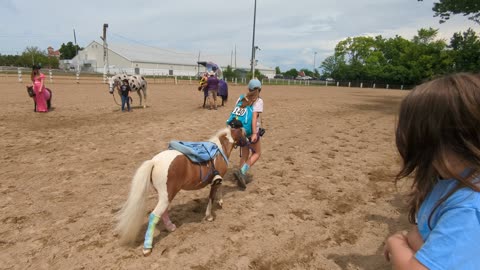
[90,41,274,71]
[107,42,197,66]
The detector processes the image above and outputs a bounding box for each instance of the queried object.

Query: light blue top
[415,177,480,270]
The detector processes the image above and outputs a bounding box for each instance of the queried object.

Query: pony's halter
[231,128,247,148]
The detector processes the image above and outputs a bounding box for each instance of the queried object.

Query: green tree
[223,65,236,80]
[412,28,439,44]
[283,68,298,79]
[319,28,455,85]
[320,55,340,78]
[19,46,44,67]
[299,68,315,77]
[449,28,480,72]
[410,28,450,80]
[0,54,21,66]
[59,41,82,59]
[275,66,281,74]
[246,69,265,80]
[426,0,480,24]
[17,46,59,68]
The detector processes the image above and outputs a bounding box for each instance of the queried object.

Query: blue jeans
[121,95,130,111]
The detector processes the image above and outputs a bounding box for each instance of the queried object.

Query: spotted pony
[108,74,148,108]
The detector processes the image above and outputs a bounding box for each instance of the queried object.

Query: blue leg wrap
[144,213,160,249]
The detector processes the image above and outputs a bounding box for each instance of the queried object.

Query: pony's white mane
[209,127,233,149]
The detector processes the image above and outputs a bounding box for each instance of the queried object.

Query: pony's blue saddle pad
[168,141,228,164]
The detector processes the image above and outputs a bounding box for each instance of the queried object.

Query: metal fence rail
[0,66,414,89]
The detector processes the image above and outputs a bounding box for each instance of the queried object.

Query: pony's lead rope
[112,91,133,107]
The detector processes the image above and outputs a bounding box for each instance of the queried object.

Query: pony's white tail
[115,159,155,245]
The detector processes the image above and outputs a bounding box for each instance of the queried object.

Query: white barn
[70,41,275,78]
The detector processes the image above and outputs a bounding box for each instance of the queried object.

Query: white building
[70,41,275,78]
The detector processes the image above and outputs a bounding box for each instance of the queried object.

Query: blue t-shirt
[415,177,480,270]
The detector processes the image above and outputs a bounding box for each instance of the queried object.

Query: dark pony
[201,79,228,108]
[26,86,52,112]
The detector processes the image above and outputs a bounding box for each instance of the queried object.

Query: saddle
[168,141,228,165]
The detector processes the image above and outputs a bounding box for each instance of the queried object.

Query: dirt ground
[0,76,413,270]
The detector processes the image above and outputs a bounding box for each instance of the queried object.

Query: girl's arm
[251,112,259,142]
[384,232,427,270]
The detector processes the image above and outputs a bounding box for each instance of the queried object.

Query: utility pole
[313,51,317,72]
[74,29,80,72]
[100,23,109,82]
[250,0,257,79]
[197,51,201,77]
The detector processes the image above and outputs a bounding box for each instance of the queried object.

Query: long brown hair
[31,69,39,82]
[395,73,480,225]
[239,89,260,108]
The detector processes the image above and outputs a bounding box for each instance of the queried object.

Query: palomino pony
[26,86,52,112]
[108,74,148,108]
[115,125,246,256]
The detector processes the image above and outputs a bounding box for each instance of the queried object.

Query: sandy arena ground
[0,76,412,270]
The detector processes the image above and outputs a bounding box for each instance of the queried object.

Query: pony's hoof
[206,216,214,222]
[143,248,152,257]
[166,223,176,232]
[217,199,224,208]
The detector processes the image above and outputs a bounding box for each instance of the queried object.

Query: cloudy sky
[0,0,477,71]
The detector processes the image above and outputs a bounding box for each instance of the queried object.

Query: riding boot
[234,170,247,190]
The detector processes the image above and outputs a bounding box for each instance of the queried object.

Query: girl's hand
[384,231,408,262]
[406,225,424,252]
[250,133,258,143]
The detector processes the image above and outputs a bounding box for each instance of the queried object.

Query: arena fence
[0,66,414,90]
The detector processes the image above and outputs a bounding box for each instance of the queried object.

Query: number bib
[226,95,253,137]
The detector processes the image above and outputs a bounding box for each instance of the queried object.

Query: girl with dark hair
[384,73,480,270]
[30,64,49,112]
[119,79,132,112]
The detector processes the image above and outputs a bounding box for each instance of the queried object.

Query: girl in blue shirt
[384,73,480,270]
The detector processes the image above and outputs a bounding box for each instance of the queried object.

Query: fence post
[336,82,339,87]
[17,68,22,83]
[373,83,376,89]
[348,82,351,87]
[175,76,178,85]
[49,69,53,83]
[76,71,80,84]
[401,85,404,90]
[386,84,389,89]
[360,82,363,88]
[325,81,327,86]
